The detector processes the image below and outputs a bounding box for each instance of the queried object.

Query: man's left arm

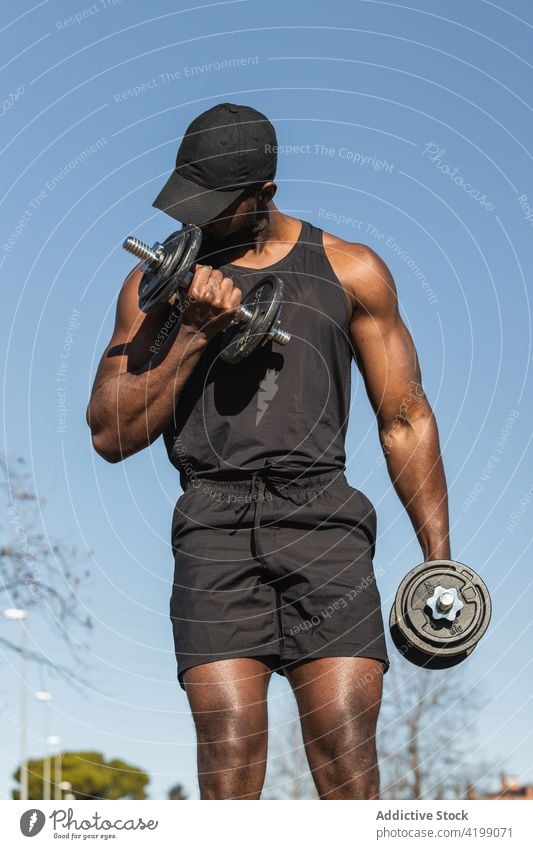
[340,243,450,562]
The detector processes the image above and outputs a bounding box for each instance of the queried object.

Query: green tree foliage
[167,783,188,800]
[13,751,149,800]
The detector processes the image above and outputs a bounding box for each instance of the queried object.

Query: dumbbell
[389,560,492,669]
[122,225,290,364]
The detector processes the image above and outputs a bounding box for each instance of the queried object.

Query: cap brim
[152,170,246,226]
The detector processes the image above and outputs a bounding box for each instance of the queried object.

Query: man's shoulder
[318,228,394,305]
[321,228,377,264]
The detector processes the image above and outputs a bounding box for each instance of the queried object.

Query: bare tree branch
[378,663,497,799]
[1,454,93,687]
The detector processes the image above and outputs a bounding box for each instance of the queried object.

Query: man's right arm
[86,263,241,463]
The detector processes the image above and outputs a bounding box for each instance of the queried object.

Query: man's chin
[201,215,267,249]
[201,221,239,240]
[203,226,251,247]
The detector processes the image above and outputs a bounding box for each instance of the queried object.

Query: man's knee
[194,703,267,772]
[307,709,379,796]
[200,734,265,780]
[314,719,377,761]
[303,697,379,773]
[195,700,263,738]
[194,706,267,799]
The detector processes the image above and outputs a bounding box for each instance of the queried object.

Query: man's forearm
[380,410,451,561]
[88,323,209,462]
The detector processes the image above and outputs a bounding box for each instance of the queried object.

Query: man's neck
[203,208,303,269]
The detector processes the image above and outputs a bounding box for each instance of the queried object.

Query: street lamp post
[54,748,62,801]
[3,608,28,801]
[35,691,52,800]
[47,736,61,801]
[58,780,73,801]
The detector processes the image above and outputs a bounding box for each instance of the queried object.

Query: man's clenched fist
[180,264,242,339]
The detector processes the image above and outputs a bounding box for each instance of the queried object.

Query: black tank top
[163,220,353,483]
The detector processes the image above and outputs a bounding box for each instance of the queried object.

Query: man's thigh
[272,479,390,674]
[170,483,283,690]
[286,656,384,735]
[183,657,275,799]
[182,657,275,736]
[286,657,384,798]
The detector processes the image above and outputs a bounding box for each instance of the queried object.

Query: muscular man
[87,103,450,800]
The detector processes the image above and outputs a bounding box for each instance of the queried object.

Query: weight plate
[173,224,203,289]
[390,560,491,669]
[389,605,471,669]
[220,275,285,364]
[138,225,202,312]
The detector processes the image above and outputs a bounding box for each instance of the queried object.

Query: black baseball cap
[152,103,278,225]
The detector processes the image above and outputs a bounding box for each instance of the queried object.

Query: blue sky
[1,0,532,799]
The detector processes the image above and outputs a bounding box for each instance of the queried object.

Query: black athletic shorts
[169,466,390,690]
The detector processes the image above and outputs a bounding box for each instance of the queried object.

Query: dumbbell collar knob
[426,585,464,622]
